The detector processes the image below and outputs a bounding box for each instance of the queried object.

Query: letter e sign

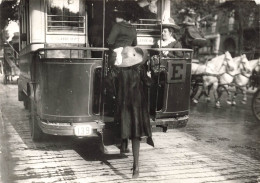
[167,61,186,83]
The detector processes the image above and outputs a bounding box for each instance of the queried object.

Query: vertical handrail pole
[100,0,106,120]
[155,0,164,114]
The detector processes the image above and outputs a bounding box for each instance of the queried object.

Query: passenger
[149,17,183,116]
[106,8,137,155]
[154,17,183,58]
[182,8,207,56]
[114,46,154,179]
[106,8,137,82]
[107,8,137,60]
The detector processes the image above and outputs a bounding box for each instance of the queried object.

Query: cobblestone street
[1,82,260,183]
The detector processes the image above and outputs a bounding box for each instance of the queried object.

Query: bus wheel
[23,96,30,110]
[29,98,43,141]
[3,75,7,85]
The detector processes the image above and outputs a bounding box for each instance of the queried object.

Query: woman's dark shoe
[132,166,139,178]
[120,139,130,154]
[146,137,154,147]
[120,147,130,154]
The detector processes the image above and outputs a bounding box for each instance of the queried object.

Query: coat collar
[157,37,176,47]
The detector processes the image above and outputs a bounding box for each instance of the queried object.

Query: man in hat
[182,8,207,52]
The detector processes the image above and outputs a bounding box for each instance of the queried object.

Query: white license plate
[74,125,92,136]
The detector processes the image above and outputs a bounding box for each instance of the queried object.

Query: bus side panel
[156,58,192,118]
[39,59,100,122]
[18,53,33,96]
[165,60,191,113]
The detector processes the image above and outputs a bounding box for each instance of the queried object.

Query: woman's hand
[147,71,151,78]
[162,51,169,57]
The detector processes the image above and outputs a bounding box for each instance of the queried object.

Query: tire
[3,75,7,85]
[29,98,43,141]
[252,89,260,122]
[23,96,30,110]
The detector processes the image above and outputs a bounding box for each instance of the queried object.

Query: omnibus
[18,0,192,151]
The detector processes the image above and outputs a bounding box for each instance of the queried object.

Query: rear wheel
[3,75,7,85]
[23,96,30,110]
[20,91,30,110]
[29,98,43,141]
[252,89,260,122]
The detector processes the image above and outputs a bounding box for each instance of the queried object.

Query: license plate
[74,125,92,136]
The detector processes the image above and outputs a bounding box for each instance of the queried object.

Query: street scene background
[0,0,260,182]
[0,76,260,183]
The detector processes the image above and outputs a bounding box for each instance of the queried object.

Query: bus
[18,0,192,152]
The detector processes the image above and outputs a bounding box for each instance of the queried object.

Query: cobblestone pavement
[0,83,260,183]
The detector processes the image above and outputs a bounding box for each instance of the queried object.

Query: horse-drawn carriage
[190,52,260,108]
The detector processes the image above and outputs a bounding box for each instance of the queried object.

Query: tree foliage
[0,0,19,49]
[171,0,219,26]
[0,0,19,29]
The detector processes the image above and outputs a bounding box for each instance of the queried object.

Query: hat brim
[161,23,180,30]
[115,47,148,68]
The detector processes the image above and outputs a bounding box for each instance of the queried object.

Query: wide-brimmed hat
[161,17,180,30]
[114,47,148,67]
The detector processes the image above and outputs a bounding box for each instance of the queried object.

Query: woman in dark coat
[105,8,137,119]
[107,8,137,61]
[114,46,154,178]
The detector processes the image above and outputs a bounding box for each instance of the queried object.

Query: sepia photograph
[0,0,260,182]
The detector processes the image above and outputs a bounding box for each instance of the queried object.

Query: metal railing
[132,19,161,34]
[47,15,85,33]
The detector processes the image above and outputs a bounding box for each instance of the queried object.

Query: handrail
[47,15,85,18]
[6,41,19,57]
[36,47,109,52]
[36,47,192,52]
[148,48,193,52]
[139,19,161,22]
[36,47,109,59]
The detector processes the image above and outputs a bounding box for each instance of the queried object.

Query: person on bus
[154,17,183,58]
[106,8,137,154]
[114,46,154,178]
[182,9,207,57]
[150,17,183,116]
[107,8,137,54]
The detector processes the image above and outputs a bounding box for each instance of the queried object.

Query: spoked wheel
[252,89,260,122]
[29,98,44,141]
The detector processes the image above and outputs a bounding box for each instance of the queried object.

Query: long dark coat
[115,65,153,140]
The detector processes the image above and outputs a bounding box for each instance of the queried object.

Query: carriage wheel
[252,89,260,122]
[29,98,44,141]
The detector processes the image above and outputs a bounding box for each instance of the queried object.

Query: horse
[191,51,236,108]
[226,57,260,105]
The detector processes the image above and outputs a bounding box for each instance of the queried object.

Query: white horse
[191,52,235,108]
[227,57,260,105]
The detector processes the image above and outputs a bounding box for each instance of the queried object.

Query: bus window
[19,1,30,50]
[46,0,86,34]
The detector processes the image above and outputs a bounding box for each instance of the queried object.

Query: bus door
[148,49,193,127]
